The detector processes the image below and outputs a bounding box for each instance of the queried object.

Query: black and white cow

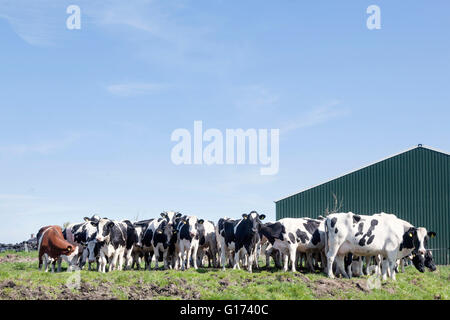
[63,215,99,269]
[325,212,436,280]
[142,217,174,270]
[258,222,285,269]
[197,220,219,268]
[121,220,138,270]
[85,238,103,271]
[216,217,239,270]
[93,218,129,272]
[130,219,154,270]
[140,212,182,270]
[174,215,204,270]
[259,217,325,272]
[232,211,266,272]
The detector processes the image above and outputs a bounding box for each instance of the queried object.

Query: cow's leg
[192,244,199,270]
[265,248,271,268]
[118,249,125,271]
[57,258,62,273]
[175,250,183,270]
[288,245,297,272]
[186,244,193,269]
[99,252,106,273]
[110,250,120,272]
[282,251,289,272]
[233,250,241,270]
[337,255,350,278]
[306,252,315,272]
[381,259,389,281]
[320,251,327,273]
[387,254,397,281]
[220,247,227,271]
[247,249,254,273]
[326,242,341,279]
[154,248,160,270]
[43,255,48,272]
[146,251,153,271]
[38,253,43,271]
[163,250,169,270]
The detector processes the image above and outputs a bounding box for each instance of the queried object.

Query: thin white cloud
[106,82,169,96]
[0,133,81,155]
[281,100,349,134]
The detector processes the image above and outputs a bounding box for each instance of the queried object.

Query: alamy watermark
[65,265,81,290]
[66,5,81,30]
[65,5,380,31]
[366,273,382,290]
[170,121,280,175]
[367,5,381,30]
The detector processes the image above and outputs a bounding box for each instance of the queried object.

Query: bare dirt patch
[0,279,201,300]
[0,254,34,264]
[306,278,370,299]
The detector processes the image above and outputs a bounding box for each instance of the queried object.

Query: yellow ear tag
[431,234,435,238]
[409,233,413,237]
[183,221,187,224]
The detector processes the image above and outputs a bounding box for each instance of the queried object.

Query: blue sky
[0,0,449,242]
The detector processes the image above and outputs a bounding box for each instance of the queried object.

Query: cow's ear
[198,219,204,224]
[67,245,72,252]
[176,212,182,218]
[259,214,266,220]
[83,217,90,221]
[107,221,114,229]
[161,212,167,218]
[242,214,248,219]
[91,221,99,227]
[157,229,163,234]
[428,231,436,238]
[173,230,178,235]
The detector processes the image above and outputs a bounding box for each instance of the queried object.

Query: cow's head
[411,253,426,273]
[182,216,204,239]
[154,219,175,248]
[403,227,436,255]
[95,218,115,243]
[242,210,266,233]
[133,225,145,248]
[87,239,98,263]
[161,211,182,227]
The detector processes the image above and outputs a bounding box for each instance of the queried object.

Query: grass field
[0,250,448,300]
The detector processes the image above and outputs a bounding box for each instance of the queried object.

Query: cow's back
[326,213,404,256]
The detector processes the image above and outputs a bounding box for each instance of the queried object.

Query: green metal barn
[275,145,450,265]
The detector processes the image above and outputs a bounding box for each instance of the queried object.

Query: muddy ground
[0,278,201,300]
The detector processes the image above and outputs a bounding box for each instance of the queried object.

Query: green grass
[0,250,448,300]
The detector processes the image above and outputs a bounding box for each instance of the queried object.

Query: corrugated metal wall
[275,147,449,265]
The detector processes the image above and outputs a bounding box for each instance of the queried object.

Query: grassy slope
[0,251,448,300]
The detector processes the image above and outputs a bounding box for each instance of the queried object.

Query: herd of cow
[36,210,437,281]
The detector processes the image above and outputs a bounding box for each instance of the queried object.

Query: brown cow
[37,225,79,272]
